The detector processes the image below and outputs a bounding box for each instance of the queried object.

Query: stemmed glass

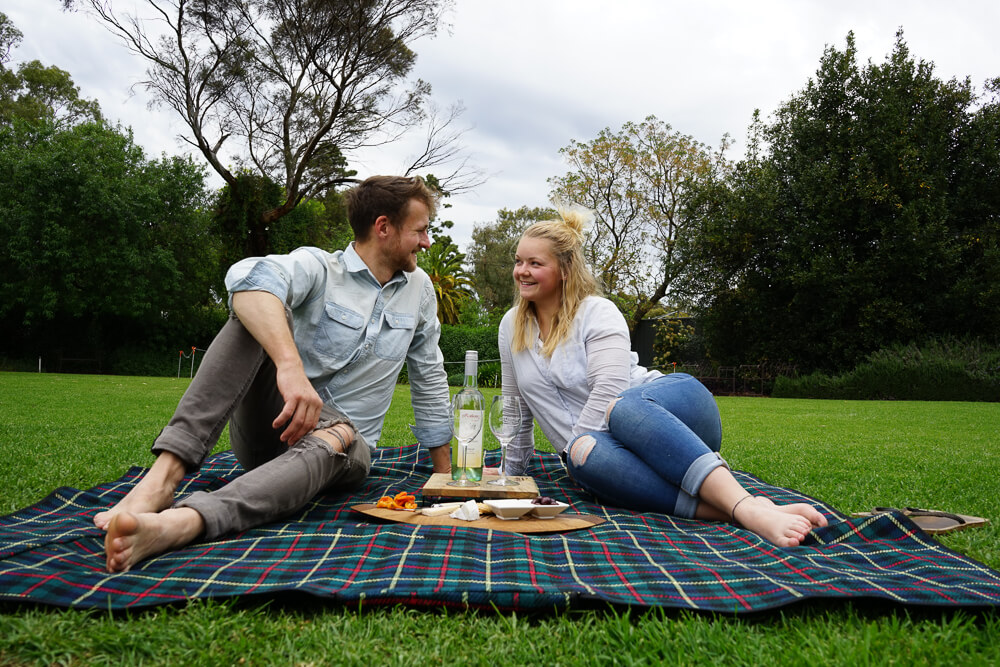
[487,395,522,486]
[447,392,483,487]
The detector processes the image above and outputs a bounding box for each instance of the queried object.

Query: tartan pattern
[1,445,999,613]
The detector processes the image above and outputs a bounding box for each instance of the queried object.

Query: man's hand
[232,290,323,445]
[273,361,324,444]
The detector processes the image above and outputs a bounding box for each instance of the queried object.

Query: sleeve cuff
[409,424,453,449]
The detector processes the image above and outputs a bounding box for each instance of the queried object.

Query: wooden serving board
[351,504,604,534]
[421,473,539,499]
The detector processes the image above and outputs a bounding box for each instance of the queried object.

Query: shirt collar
[343,242,409,287]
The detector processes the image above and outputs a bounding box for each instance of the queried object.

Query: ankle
[730,495,754,525]
[149,451,188,486]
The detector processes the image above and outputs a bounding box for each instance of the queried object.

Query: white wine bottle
[452,350,485,481]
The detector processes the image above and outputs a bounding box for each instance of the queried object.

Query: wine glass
[447,392,483,487]
[487,395,522,486]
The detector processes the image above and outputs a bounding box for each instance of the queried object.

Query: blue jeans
[565,373,725,518]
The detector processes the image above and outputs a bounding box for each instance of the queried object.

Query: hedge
[772,338,1000,401]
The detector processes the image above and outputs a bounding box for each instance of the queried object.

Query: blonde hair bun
[553,199,594,243]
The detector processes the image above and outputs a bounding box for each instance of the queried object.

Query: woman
[499,206,827,547]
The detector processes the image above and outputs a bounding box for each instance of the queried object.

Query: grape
[532,496,558,505]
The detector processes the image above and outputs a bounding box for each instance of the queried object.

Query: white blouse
[498,296,660,474]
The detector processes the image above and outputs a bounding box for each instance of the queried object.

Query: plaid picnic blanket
[2,444,999,613]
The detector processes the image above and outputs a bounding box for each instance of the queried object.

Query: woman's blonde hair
[510,203,601,356]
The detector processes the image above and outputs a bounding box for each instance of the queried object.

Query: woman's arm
[572,302,632,439]
[499,315,535,476]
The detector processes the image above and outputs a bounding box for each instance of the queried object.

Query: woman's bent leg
[631,374,722,451]
[606,378,727,503]
[565,431,693,515]
[606,374,828,545]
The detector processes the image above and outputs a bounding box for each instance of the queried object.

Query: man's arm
[231,290,324,445]
[406,281,455,474]
[428,444,451,473]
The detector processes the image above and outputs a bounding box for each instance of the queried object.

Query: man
[97,175,453,573]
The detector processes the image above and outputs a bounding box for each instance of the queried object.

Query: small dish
[530,501,569,519]
[483,499,535,520]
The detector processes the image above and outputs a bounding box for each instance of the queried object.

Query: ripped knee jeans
[564,373,726,518]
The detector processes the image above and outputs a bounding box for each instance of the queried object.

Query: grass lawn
[1,372,998,665]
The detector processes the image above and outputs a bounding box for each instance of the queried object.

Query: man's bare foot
[94,453,187,530]
[94,479,176,530]
[732,496,817,547]
[104,508,204,573]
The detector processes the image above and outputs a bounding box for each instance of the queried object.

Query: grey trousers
[153,313,371,541]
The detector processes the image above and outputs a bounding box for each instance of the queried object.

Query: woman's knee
[604,396,625,423]
[568,434,598,468]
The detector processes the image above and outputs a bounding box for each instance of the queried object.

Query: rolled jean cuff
[680,451,728,498]
[674,490,699,519]
[152,425,213,472]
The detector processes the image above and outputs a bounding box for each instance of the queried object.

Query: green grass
[1,372,999,666]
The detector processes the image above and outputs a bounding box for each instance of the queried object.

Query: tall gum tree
[60,0,473,258]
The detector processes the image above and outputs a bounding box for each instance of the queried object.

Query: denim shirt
[225,244,452,450]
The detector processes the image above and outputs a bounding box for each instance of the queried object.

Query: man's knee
[568,435,597,467]
[310,421,355,454]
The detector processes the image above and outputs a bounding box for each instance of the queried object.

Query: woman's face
[513,236,563,308]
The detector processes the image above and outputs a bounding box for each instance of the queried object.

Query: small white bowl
[483,499,535,520]
[530,501,569,519]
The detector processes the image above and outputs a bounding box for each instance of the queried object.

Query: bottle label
[456,409,484,467]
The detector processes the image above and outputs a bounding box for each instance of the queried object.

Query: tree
[0,119,217,357]
[417,240,473,325]
[683,31,999,372]
[466,206,555,316]
[60,0,475,260]
[0,13,101,128]
[549,116,723,337]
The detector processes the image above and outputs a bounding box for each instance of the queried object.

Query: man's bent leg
[178,413,371,540]
[95,314,272,530]
[154,313,272,469]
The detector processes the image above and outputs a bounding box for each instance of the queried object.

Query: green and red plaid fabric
[2,445,998,612]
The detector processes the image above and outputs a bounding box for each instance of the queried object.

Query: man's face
[385,199,431,273]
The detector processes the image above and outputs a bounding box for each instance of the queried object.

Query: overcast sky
[6,1,998,250]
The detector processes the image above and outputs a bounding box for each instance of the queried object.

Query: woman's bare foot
[732,496,818,547]
[754,496,828,529]
[104,508,204,573]
[94,452,187,530]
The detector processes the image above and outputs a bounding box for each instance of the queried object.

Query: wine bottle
[452,350,485,481]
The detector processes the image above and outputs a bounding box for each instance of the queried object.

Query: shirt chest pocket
[549,342,588,389]
[374,310,415,361]
[313,302,365,362]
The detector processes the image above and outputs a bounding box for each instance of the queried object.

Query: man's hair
[344,175,438,241]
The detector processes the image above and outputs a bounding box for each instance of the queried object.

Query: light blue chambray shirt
[225,244,452,450]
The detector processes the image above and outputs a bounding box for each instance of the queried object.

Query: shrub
[108,346,205,378]
[438,324,500,387]
[773,338,1000,401]
[397,324,501,387]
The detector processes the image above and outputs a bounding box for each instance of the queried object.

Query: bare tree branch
[62,0,479,224]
